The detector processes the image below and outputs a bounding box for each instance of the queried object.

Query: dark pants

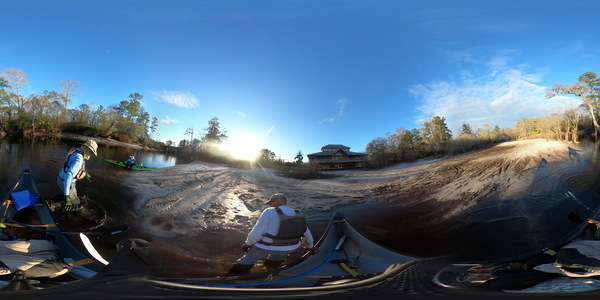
[227,245,295,276]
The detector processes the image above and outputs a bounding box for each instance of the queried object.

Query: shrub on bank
[278,163,334,180]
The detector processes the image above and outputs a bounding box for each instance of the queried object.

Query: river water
[341,141,600,261]
[0,138,190,211]
[2,138,600,268]
[0,138,193,259]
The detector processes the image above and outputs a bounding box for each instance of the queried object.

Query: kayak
[104,159,156,170]
[0,169,106,290]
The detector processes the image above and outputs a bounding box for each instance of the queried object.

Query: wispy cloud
[410,56,578,134]
[161,115,180,124]
[232,111,247,118]
[320,117,336,123]
[153,90,199,108]
[320,98,349,123]
[336,98,348,115]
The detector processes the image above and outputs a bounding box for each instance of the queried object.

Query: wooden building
[307,144,368,169]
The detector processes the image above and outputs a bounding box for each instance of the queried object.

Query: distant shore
[51,132,156,150]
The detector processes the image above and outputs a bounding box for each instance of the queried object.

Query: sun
[219,135,265,161]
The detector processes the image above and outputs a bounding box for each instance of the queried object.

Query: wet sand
[115,139,585,276]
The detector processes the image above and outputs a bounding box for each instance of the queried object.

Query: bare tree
[149,117,158,138]
[538,116,554,141]
[185,127,194,143]
[563,108,583,143]
[547,72,600,138]
[58,79,81,117]
[547,113,565,141]
[514,118,539,140]
[1,68,29,109]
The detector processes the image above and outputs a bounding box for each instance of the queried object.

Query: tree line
[365,71,600,167]
[2,68,600,169]
[0,68,228,157]
[0,68,159,145]
[0,68,260,166]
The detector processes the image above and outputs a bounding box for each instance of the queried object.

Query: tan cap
[82,139,98,156]
[265,193,286,204]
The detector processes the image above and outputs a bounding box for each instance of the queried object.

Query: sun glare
[220,135,264,161]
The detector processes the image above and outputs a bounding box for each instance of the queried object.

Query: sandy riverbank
[52,132,155,150]
[126,139,583,233]
[116,139,586,276]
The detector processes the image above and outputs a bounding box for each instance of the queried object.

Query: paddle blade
[79,233,109,265]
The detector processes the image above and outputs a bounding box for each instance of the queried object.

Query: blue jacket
[58,149,85,196]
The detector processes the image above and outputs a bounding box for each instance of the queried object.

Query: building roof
[306,143,366,157]
[307,149,367,157]
[321,144,349,149]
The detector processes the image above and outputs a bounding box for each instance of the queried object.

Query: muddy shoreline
[39,132,156,150]
[111,139,589,276]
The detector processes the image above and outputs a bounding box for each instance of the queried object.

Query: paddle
[0,221,129,236]
[0,222,127,266]
[79,233,109,265]
[565,191,598,214]
[60,224,129,236]
[565,191,600,225]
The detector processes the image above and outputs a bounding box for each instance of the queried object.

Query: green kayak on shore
[104,159,156,170]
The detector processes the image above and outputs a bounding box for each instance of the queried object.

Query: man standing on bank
[57,139,98,211]
[228,193,318,275]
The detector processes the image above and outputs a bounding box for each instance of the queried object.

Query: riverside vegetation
[2,69,600,177]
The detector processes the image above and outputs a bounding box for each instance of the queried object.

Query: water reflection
[0,139,188,228]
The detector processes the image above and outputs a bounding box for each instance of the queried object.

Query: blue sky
[2,0,598,161]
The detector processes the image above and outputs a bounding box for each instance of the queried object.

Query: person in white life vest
[227,193,319,276]
[57,139,98,211]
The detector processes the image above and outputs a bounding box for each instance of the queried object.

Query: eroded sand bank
[117,139,587,276]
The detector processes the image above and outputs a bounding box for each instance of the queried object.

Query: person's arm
[301,227,314,248]
[244,209,272,245]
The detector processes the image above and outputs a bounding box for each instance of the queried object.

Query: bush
[35,120,54,130]
[279,163,331,180]
[62,123,100,136]
[7,117,31,130]
[116,134,133,144]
